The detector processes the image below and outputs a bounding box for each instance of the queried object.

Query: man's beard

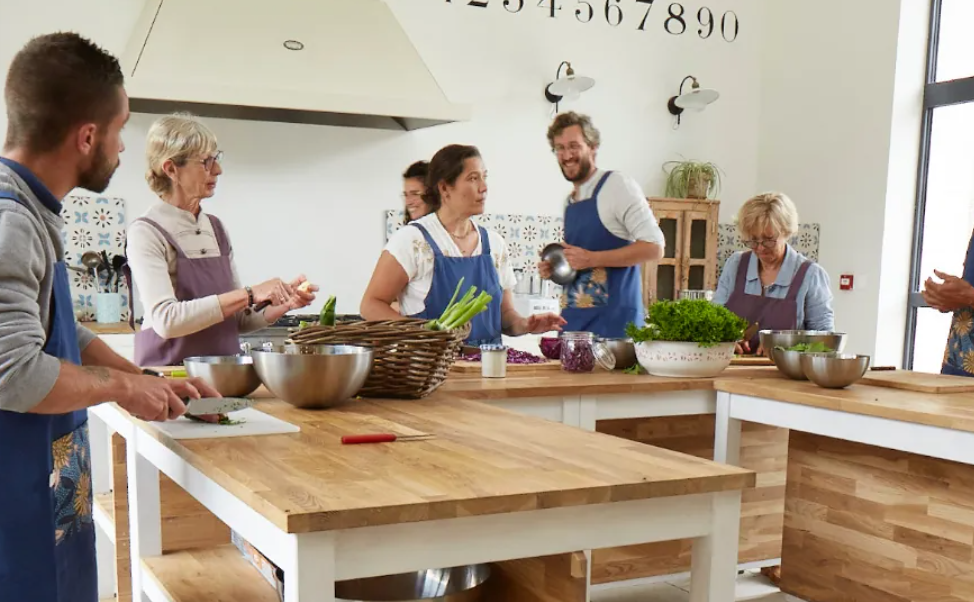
[77,142,119,193]
[560,156,594,184]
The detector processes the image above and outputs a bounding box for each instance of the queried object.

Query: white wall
[755,0,926,363]
[1,0,761,317]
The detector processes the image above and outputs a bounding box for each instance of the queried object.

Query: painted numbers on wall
[444,0,740,41]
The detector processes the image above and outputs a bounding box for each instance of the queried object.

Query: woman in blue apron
[0,190,97,601]
[360,144,564,343]
[928,229,974,377]
[559,171,644,339]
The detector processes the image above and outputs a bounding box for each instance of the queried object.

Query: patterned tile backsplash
[385,209,564,275]
[387,209,822,287]
[716,223,821,278]
[60,195,130,322]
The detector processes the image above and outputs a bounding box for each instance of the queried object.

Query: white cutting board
[150,408,300,440]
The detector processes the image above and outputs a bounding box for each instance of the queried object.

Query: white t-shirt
[566,169,665,245]
[385,213,517,316]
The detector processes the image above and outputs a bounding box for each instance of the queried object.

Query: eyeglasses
[552,143,586,156]
[743,238,779,250]
[194,151,224,172]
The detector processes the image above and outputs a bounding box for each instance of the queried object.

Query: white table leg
[88,411,110,494]
[127,436,161,602]
[714,391,742,465]
[689,491,742,602]
[578,395,597,431]
[284,532,336,602]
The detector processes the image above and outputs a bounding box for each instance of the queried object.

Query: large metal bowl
[759,330,848,362]
[801,353,871,389]
[770,348,808,380]
[251,344,374,409]
[540,243,578,286]
[182,355,261,397]
[335,565,491,602]
[600,337,637,370]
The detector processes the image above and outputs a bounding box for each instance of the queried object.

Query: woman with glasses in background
[402,160,431,224]
[126,113,316,367]
[712,192,834,355]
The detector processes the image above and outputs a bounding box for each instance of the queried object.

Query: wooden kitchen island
[714,371,974,602]
[89,391,755,602]
[441,367,789,587]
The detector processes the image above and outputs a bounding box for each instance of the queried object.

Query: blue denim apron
[942,229,974,377]
[407,223,503,346]
[0,192,96,602]
[560,171,644,338]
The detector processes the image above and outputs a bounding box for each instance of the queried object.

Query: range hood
[120,0,471,130]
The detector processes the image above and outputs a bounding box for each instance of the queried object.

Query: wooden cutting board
[859,370,974,394]
[730,356,774,366]
[451,359,562,374]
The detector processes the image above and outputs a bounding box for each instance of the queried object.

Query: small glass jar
[480,344,508,378]
[561,332,597,373]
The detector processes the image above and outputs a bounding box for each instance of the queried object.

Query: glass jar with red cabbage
[560,332,597,373]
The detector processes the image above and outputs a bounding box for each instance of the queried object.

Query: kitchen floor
[592,570,794,602]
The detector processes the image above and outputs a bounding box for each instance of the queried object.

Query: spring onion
[424,278,492,331]
[319,295,336,326]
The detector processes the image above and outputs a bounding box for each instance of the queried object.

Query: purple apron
[132,215,241,367]
[724,251,812,353]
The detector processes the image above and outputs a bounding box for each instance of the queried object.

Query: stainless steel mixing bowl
[770,348,808,380]
[335,564,491,602]
[182,355,261,397]
[540,243,578,285]
[600,337,637,370]
[251,344,374,409]
[800,353,871,389]
[759,330,848,363]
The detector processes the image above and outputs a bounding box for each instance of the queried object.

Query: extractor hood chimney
[120,0,471,130]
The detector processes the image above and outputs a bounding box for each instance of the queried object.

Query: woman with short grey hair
[712,192,834,355]
[126,113,317,367]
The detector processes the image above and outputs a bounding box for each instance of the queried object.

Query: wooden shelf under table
[142,546,280,602]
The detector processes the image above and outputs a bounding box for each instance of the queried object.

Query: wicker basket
[285,319,471,399]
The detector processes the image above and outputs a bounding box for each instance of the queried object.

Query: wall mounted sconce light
[544,61,595,112]
[667,75,719,128]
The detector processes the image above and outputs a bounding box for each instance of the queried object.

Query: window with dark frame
[904,0,974,370]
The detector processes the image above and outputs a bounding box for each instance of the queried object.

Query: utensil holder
[96,292,122,324]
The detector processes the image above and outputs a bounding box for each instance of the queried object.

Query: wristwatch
[244,285,254,307]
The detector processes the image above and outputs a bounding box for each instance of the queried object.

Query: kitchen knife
[341,433,435,444]
[183,397,255,416]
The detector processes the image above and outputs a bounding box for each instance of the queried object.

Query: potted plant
[663,159,722,199]
[625,298,747,377]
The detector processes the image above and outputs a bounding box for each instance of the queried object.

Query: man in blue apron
[538,112,665,338]
[0,33,218,602]
[923,230,974,377]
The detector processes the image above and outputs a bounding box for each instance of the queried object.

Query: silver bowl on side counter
[251,344,374,409]
[335,564,491,602]
[600,337,637,370]
[759,330,848,364]
[183,355,262,397]
[801,353,871,389]
[769,348,808,380]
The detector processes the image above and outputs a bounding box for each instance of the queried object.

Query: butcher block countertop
[118,395,756,534]
[715,372,974,433]
[440,366,776,399]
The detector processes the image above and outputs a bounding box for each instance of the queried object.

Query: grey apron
[132,215,240,366]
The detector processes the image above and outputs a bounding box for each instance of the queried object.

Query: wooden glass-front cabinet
[642,198,720,306]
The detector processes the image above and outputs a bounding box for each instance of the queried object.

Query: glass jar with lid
[560,332,615,373]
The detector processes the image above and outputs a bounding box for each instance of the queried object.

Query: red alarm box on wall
[839,275,854,291]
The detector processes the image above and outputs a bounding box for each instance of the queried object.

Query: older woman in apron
[127,114,317,366]
[713,192,835,354]
[361,144,564,344]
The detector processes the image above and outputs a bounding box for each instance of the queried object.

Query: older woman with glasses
[126,113,317,367]
[712,192,834,355]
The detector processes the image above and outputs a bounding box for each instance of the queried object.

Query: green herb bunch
[625,299,748,347]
